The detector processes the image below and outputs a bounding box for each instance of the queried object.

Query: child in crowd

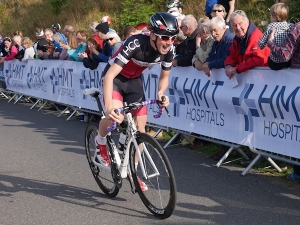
[258,3,293,70]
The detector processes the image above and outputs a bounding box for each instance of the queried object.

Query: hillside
[0,0,298,39]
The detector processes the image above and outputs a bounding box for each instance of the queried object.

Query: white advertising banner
[4,60,300,158]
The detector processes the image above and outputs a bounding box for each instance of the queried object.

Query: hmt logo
[232,83,259,132]
[168,76,224,118]
[143,73,224,122]
[26,66,47,91]
[50,68,75,98]
[79,69,103,99]
[233,83,300,140]
[4,63,25,87]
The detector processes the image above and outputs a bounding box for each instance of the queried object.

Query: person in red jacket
[224,10,270,79]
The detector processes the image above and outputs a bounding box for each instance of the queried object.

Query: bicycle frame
[119,111,160,180]
[85,88,160,181]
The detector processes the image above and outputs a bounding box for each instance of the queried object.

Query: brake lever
[160,96,170,117]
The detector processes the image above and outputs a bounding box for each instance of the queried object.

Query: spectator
[121,25,138,41]
[267,22,300,68]
[224,10,270,79]
[100,15,116,32]
[211,4,227,20]
[203,17,234,76]
[170,11,184,26]
[63,25,75,43]
[80,37,102,70]
[33,28,45,54]
[37,29,62,60]
[0,33,5,56]
[20,37,35,61]
[67,30,87,62]
[192,18,214,71]
[258,3,293,70]
[135,23,148,31]
[174,30,187,55]
[87,22,103,51]
[218,0,235,25]
[105,31,122,57]
[173,14,198,67]
[94,22,111,63]
[205,0,219,19]
[12,30,23,38]
[59,31,78,60]
[0,37,18,64]
[287,165,300,180]
[12,35,25,60]
[167,0,184,14]
[52,23,68,44]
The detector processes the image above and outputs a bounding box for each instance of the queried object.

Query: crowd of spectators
[0,0,299,180]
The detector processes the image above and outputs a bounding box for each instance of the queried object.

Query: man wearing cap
[34,27,48,56]
[52,23,67,44]
[100,16,116,32]
[89,22,112,63]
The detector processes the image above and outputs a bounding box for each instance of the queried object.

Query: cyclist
[94,12,179,190]
[167,0,184,14]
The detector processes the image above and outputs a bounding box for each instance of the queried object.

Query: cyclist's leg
[95,75,125,166]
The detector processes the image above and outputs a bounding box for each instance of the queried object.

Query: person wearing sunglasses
[94,12,179,170]
[211,4,227,20]
[105,31,122,58]
[205,0,218,19]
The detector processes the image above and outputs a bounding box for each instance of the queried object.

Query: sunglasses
[106,37,114,42]
[213,9,223,12]
[154,33,177,42]
[180,25,187,29]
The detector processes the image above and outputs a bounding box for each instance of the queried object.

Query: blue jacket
[68,43,87,62]
[206,29,234,69]
[96,41,112,63]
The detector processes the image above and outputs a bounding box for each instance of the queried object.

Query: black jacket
[175,29,198,67]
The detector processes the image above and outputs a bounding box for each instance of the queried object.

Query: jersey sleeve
[113,36,140,68]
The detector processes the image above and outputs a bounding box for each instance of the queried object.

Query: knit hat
[95,22,109,34]
[52,23,61,31]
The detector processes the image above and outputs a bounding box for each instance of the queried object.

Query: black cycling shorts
[112,74,146,116]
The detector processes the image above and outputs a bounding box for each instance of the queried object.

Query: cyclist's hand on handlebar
[106,108,122,124]
[157,94,169,107]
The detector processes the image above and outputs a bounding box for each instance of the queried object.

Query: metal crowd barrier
[2,88,299,176]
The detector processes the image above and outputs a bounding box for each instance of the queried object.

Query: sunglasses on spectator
[213,9,223,12]
[106,37,114,42]
[180,25,187,29]
[154,33,177,42]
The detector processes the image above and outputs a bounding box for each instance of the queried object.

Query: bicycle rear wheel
[85,124,119,197]
[129,132,177,219]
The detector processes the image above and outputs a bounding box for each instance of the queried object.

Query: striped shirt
[258,21,293,63]
[267,22,300,68]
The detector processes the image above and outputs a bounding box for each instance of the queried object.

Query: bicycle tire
[85,124,119,197]
[129,132,177,219]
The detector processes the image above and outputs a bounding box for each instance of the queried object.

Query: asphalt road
[0,96,299,225]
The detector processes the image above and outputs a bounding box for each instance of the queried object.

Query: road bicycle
[83,87,177,219]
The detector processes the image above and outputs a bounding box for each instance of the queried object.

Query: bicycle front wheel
[85,124,119,197]
[129,132,177,219]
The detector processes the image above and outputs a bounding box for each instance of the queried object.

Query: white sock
[95,133,106,145]
[135,163,138,171]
